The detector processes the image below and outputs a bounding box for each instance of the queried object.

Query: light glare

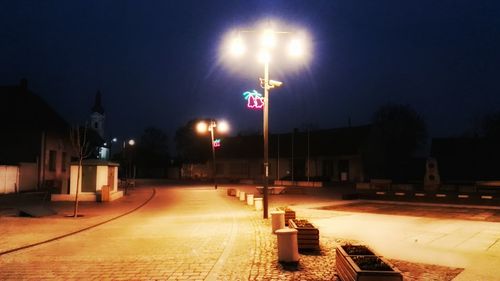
[196,121,208,133]
[288,38,304,57]
[230,36,245,56]
[217,121,229,133]
[258,50,271,64]
[260,29,276,48]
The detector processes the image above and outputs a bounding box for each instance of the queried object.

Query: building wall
[186,154,365,183]
[19,162,37,192]
[96,166,108,191]
[69,165,82,194]
[69,164,117,194]
[0,165,19,194]
[42,131,71,190]
[181,163,209,179]
[111,166,118,192]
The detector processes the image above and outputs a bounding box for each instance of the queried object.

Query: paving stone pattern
[0,187,468,280]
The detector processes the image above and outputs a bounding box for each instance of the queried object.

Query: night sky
[1,1,500,142]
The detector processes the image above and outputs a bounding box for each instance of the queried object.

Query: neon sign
[213,138,221,148]
[243,90,264,109]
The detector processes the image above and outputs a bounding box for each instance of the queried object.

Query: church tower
[90,91,105,138]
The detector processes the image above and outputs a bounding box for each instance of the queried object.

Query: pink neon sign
[243,90,264,109]
[213,139,221,148]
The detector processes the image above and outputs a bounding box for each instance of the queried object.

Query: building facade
[0,79,73,192]
[182,125,370,184]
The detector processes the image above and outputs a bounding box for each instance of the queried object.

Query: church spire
[90,90,105,138]
[91,90,105,114]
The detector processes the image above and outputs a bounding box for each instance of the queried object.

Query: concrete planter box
[227,188,236,196]
[276,207,296,226]
[336,245,402,281]
[289,219,319,251]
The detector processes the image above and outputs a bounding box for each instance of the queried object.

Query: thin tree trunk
[73,158,82,218]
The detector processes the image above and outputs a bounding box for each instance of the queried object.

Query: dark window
[94,122,98,129]
[49,150,57,171]
[61,152,67,172]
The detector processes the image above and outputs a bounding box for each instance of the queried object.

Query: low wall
[274,180,323,187]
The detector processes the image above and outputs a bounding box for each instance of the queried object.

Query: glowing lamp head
[112,138,117,143]
[260,29,276,48]
[196,121,208,133]
[229,36,245,56]
[217,120,229,133]
[128,139,135,146]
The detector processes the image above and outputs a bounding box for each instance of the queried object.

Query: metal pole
[263,61,269,219]
[210,121,217,189]
[277,134,280,181]
[307,128,310,182]
[291,130,294,183]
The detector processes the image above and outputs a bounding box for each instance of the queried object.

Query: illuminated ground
[0,182,498,280]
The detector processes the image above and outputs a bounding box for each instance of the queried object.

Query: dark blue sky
[1,1,500,141]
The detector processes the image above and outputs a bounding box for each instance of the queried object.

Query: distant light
[213,139,221,148]
[288,38,304,57]
[217,120,229,133]
[112,138,117,143]
[258,50,271,64]
[196,121,208,133]
[103,142,107,146]
[260,29,276,48]
[230,36,245,56]
[128,139,135,146]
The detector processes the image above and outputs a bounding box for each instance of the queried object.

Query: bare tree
[69,124,92,218]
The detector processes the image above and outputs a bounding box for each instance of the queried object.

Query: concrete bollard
[246,194,254,205]
[276,228,299,263]
[239,191,246,201]
[236,189,240,198]
[270,210,285,233]
[254,198,263,211]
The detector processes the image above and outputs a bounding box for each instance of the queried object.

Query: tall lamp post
[226,24,309,219]
[121,138,135,195]
[197,119,229,189]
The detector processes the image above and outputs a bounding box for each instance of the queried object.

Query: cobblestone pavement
[1,186,325,281]
[0,185,470,280]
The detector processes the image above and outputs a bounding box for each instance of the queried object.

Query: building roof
[0,80,70,163]
[0,80,69,131]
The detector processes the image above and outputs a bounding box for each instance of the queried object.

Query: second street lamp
[197,119,229,189]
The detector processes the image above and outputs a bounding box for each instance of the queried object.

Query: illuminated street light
[260,29,277,48]
[196,119,230,189]
[230,36,246,56]
[224,22,310,219]
[196,121,208,134]
[217,120,230,133]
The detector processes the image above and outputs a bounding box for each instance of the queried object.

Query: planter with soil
[336,244,402,281]
[289,219,320,251]
[276,206,296,226]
